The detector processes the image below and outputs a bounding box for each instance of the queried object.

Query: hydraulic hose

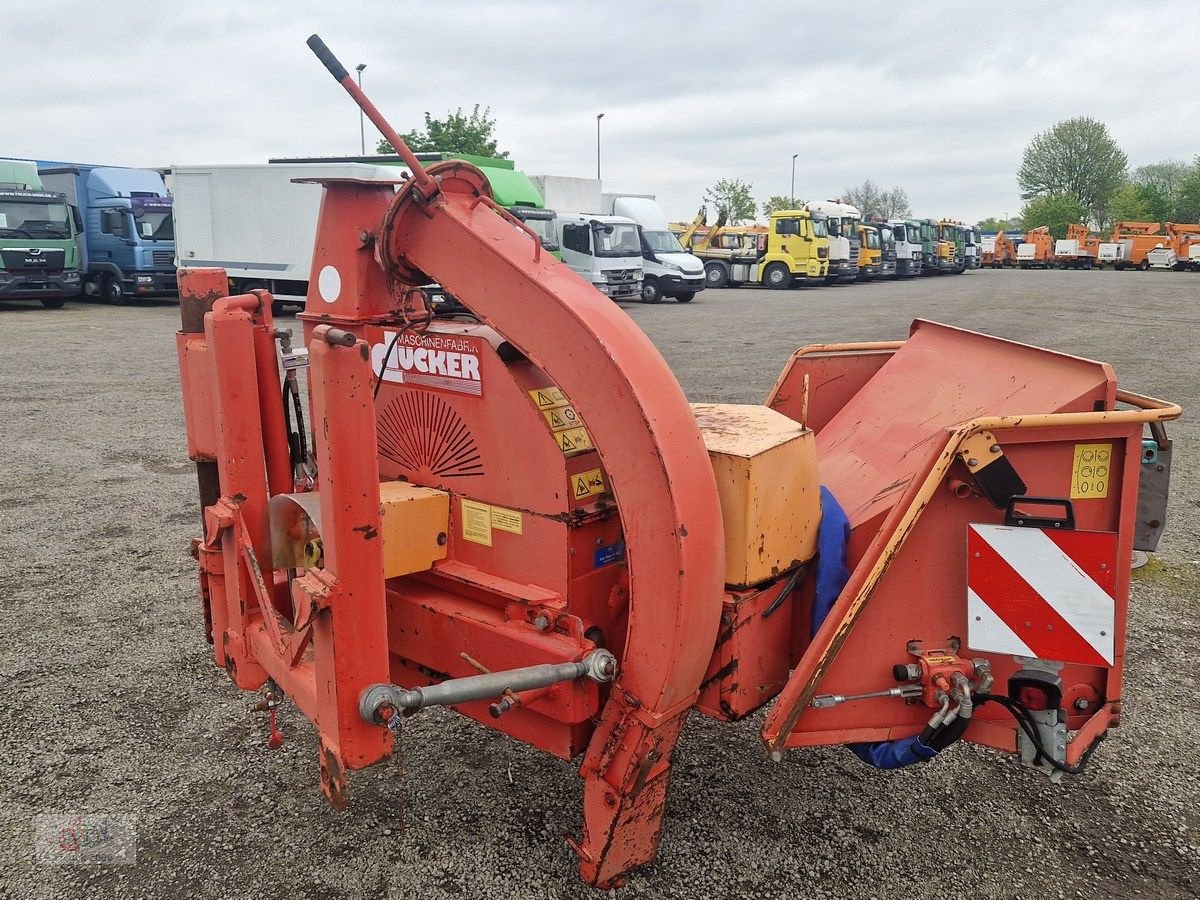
[974,692,1102,776]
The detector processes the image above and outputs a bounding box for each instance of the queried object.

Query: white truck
[1146,246,1178,269]
[552,213,644,301]
[602,194,705,302]
[804,200,861,283]
[1097,242,1122,268]
[890,219,923,276]
[171,162,398,312]
[1053,239,1096,269]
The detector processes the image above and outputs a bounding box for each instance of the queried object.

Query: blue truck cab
[38,165,177,303]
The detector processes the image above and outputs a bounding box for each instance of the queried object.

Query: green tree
[1175,158,1200,223]
[704,178,756,225]
[761,195,799,217]
[1019,194,1087,239]
[1132,159,1190,219]
[1106,183,1157,225]
[977,217,1020,232]
[377,104,509,158]
[1018,117,1127,226]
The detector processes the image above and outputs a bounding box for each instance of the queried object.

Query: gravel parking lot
[1,269,1197,899]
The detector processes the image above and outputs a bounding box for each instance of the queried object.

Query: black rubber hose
[975,692,1103,775]
[919,715,971,752]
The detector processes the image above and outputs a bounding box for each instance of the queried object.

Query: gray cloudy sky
[6,3,1198,224]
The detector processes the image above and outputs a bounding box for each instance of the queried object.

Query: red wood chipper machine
[173,35,1181,887]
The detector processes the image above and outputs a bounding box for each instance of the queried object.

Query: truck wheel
[704,263,728,288]
[40,296,67,309]
[763,262,792,289]
[676,292,695,303]
[101,274,129,305]
[1138,259,1150,271]
[640,279,662,303]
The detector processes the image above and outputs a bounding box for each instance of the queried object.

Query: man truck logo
[371,330,484,397]
[966,523,1116,667]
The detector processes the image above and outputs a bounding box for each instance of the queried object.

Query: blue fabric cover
[813,486,943,770]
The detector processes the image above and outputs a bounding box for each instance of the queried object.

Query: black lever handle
[307,34,349,82]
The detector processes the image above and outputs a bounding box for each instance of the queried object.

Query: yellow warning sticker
[573,468,607,500]
[529,387,569,410]
[558,426,594,455]
[490,506,523,535]
[460,499,492,546]
[543,404,583,433]
[1071,443,1112,499]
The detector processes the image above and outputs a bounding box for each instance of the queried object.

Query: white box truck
[552,213,644,301]
[602,194,705,302]
[171,162,398,312]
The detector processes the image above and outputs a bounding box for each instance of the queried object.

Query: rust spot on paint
[353,524,380,540]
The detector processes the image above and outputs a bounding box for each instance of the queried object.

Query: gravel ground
[1,269,1197,899]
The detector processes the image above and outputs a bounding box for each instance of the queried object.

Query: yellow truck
[856,224,881,280]
[695,209,830,288]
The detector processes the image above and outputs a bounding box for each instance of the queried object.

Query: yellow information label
[558,426,594,455]
[460,498,492,546]
[572,468,607,500]
[529,387,569,410]
[543,404,583,433]
[1071,443,1112,499]
[490,506,523,535]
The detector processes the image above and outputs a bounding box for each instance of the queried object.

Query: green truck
[276,153,559,258]
[0,160,82,307]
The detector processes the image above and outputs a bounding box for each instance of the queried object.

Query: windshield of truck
[878,226,892,244]
[521,216,559,251]
[825,217,842,238]
[810,217,828,238]
[0,199,71,238]
[592,222,641,258]
[135,210,174,241]
[844,218,860,239]
[864,230,880,250]
[642,229,686,253]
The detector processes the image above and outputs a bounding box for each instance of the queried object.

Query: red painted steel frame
[379,168,725,885]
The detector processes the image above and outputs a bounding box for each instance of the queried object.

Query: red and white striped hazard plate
[967,524,1118,667]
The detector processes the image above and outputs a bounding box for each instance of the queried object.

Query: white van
[553,213,643,301]
[603,195,705,303]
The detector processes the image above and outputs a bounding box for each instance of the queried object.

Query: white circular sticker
[318,265,341,303]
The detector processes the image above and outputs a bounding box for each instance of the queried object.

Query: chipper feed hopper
[173,36,1181,888]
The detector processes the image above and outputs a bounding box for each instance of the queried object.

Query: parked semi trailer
[173,36,1183,888]
[873,220,898,278]
[805,199,860,283]
[39,164,176,302]
[917,218,948,273]
[0,159,81,307]
[697,208,829,289]
[890,218,923,276]
[856,223,881,280]
[939,220,966,273]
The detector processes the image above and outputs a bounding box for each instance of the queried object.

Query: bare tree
[843,180,912,219]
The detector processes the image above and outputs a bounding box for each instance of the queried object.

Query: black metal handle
[307,34,349,82]
[1004,496,1075,530]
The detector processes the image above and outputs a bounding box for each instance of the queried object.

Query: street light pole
[791,153,799,207]
[356,63,367,155]
[596,113,605,181]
